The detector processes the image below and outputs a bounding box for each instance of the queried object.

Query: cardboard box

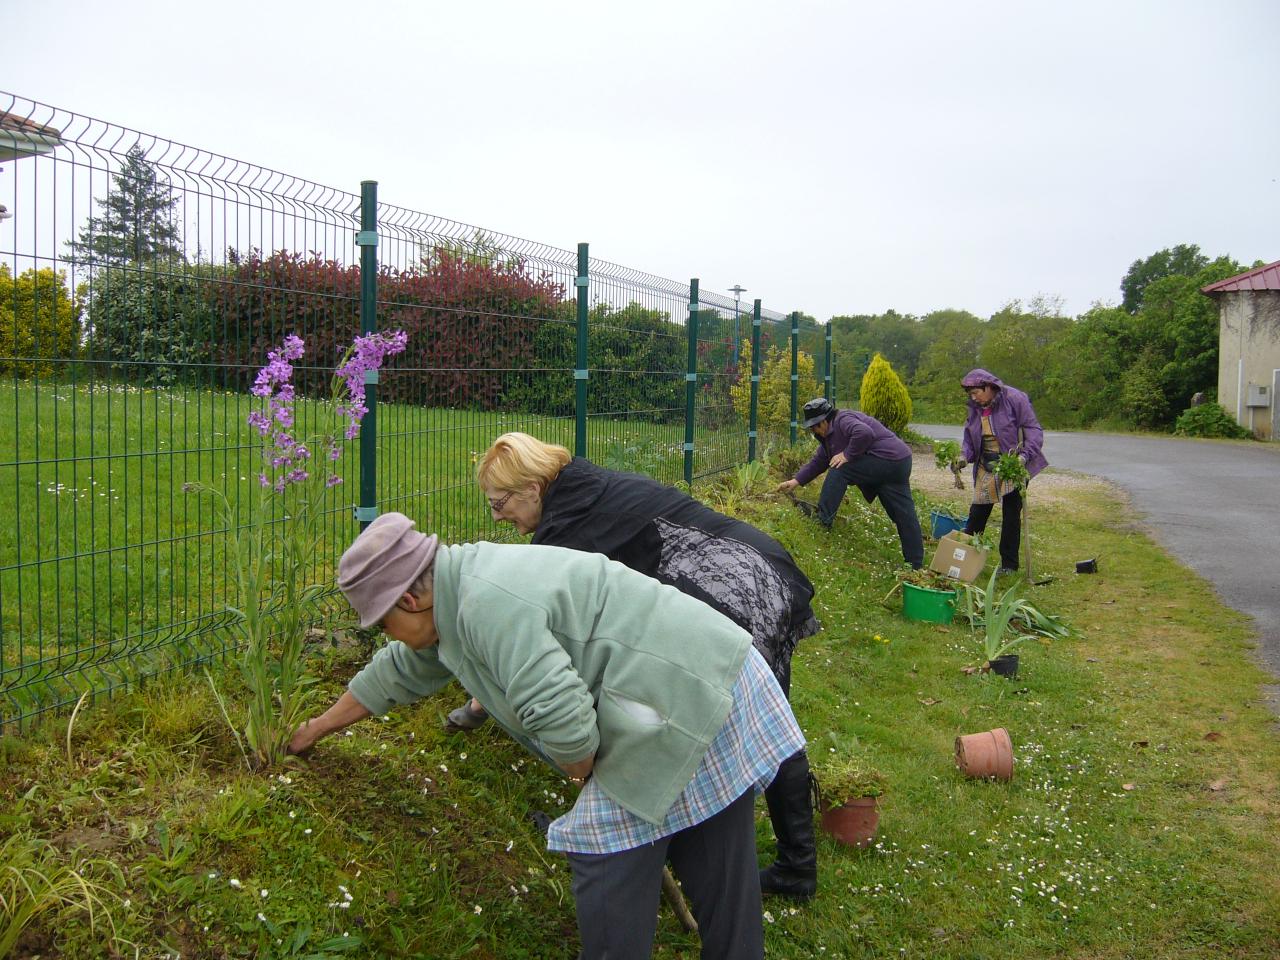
[928,531,990,583]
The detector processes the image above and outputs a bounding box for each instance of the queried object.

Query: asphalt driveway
[914,424,1280,691]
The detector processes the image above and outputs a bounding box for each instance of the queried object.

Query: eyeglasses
[487,490,516,513]
[377,598,434,632]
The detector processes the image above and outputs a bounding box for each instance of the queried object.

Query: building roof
[0,111,63,162]
[1201,259,1280,295]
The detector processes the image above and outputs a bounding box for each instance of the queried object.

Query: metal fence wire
[0,91,833,730]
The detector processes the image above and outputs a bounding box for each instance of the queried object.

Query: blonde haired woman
[463,432,823,901]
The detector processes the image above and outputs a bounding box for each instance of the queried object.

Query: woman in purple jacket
[777,397,925,569]
[959,369,1048,573]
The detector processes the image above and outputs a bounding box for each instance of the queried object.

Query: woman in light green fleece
[289,512,804,960]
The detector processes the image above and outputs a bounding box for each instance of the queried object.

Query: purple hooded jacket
[960,369,1048,481]
[794,408,911,497]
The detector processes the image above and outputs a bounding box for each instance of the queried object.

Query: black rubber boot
[759,749,819,900]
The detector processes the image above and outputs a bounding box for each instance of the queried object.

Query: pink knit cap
[338,512,438,627]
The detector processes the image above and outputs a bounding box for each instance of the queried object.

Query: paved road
[914,424,1280,689]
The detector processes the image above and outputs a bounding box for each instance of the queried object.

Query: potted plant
[961,565,1036,678]
[888,567,959,624]
[813,734,887,848]
[958,570,1072,642]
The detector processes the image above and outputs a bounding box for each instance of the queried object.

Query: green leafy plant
[947,528,995,553]
[962,566,1038,664]
[932,438,960,471]
[0,834,123,956]
[767,441,809,481]
[81,264,223,386]
[596,433,681,477]
[992,451,1030,491]
[1173,402,1253,439]
[933,439,966,489]
[705,459,770,513]
[900,567,954,590]
[881,566,956,605]
[734,459,769,490]
[813,732,887,808]
[187,330,407,770]
[959,574,1072,641]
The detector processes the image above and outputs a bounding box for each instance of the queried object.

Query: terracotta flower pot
[954,727,1014,781]
[819,797,880,847]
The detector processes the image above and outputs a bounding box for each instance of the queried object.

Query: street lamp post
[729,284,747,368]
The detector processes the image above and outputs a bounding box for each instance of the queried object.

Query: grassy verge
[1,467,1277,958]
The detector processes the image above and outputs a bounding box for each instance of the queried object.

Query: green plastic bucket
[902,581,957,624]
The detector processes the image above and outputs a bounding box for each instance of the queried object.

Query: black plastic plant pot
[990,654,1019,678]
[1075,558,1098,574]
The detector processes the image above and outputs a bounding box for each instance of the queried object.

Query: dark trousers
[817,454,924,568]
[965,487,1024,570]
[566,789,763,960]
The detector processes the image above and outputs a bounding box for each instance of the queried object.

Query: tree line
[825,244,1254,432]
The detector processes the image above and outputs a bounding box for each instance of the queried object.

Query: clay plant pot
[988,654,1019,679]
[954,727,1014,781]
[819,797,880,847]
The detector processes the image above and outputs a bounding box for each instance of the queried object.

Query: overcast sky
[5,0,1277,321]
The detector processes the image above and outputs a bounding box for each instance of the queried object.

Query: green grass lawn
[1,461,1277,958]
[0,379,751,726]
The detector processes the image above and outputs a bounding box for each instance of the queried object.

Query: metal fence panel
[1,91,818,730]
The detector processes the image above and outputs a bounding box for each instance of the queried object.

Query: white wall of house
[1216,290,1280,439]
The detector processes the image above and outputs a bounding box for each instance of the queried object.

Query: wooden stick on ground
[1018,426,1034,585]
[1022,482,1033,585]
[661,867,698,933]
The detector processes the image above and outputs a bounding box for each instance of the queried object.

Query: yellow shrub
[859,352,912,434]
[730,339,822,433]
[0,265,82,378]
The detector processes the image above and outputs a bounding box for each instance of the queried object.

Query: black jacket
[532,458,818,667]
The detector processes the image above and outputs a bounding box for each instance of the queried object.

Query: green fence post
[748,298,762,462]
[684,279,700,486]
[356,180,379,530]
[574,242,589,457]
[789,311,799,446]
[824,321,833,402]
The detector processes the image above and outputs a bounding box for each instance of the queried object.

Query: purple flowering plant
[190,330,407,770]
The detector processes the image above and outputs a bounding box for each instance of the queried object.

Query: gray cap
[801,396,834,428]
[338,512,438,628]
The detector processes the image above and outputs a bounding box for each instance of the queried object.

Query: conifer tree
[68,145,182,265]
[859,352,912,435]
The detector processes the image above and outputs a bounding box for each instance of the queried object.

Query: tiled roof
[1201,260,1280,294]
[0,111,63,162]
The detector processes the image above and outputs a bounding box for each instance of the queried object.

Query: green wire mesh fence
[0,91,832,730]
